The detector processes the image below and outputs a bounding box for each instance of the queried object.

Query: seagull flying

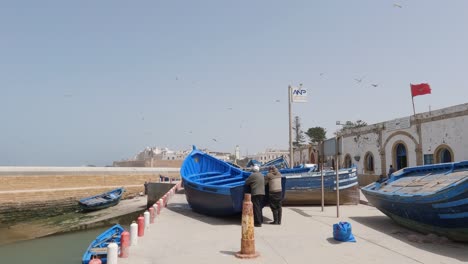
[393,3,402,8]
[371,84,379,87]
[212,138,218,142]
[275,99,280,103]
[354,78,364,83]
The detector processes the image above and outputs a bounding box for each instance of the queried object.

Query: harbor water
[0,226,112,264]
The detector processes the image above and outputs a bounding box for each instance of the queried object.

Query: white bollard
[159,198,164,210]
[107,242,118,264]
[130,221,138,246]
[153,204,158,218]
[144,211,150,229]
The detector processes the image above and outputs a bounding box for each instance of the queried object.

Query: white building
[251,149,290,163]
[338,103,468,185]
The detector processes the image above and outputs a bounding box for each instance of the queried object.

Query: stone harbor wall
[0,167,180,225]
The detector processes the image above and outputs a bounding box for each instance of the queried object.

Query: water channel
[0,226,120,264]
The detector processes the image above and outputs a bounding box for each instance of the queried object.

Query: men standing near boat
[265,166,283,225]
[245,165,265,227]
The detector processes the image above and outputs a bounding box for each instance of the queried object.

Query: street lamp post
[288,85,294,167]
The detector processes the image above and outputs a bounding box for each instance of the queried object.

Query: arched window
[344,154,352,168]
[395,143,408,170]
[434,145,454,163]
[364,152,374,172]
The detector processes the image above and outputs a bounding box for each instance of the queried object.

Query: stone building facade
[338,103,468,186]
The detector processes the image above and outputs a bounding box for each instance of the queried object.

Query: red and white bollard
[144,211,150,229]
[159,198,164,211]
[149,206,155,224]
[130,221,138,246]
[107,242,118,264]
[153,203,158,218]
[137,215,145,237]
[120,231,130,258]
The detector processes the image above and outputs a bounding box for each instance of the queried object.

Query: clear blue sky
[1,0,468,166]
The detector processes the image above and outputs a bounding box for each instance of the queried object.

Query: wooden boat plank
[90,248,107,253]
[200,173,232,183]
[206,176,244,185]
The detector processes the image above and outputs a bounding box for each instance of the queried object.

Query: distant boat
[283,167,360,205]
[361,161,468,242]
[259,156,358,205]
[79,188,125,211]
[82,224,124,264]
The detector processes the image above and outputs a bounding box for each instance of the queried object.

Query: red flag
[411,83,431,97]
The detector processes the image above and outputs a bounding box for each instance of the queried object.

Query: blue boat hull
[284,168,360,205]
[362,161,468,241]
[183,182,245,216]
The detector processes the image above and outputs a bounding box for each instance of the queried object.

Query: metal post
[288,85,294,167]
[335,137,340,218]
[320,145,324,212]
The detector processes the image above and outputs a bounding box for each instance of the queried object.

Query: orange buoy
[120,231,130,258]
[89,256,102,264]
[137,215,145,237]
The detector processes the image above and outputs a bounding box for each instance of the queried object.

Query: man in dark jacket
[265,166,283,225]
[245,165,265,227]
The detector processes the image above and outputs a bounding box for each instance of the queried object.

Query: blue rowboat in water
[361,161,468,242]
[79,187,125,211]
[82,224,124,264]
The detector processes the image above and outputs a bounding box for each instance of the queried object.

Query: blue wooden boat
[283,166,360,205]
[79,188,125,211]
[181,146,253,216]
[361,161,468,242]
[82,224,124,264]
[260,156,290,171]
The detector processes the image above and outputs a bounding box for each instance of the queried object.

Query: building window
[344,154,352,168]
[424,154,434,165]
[394,143,408,170]
[364,152,374,172]
[434,145,454,163]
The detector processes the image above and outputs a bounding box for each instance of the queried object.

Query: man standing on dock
[245,165,265,227]
[265,166,283,225]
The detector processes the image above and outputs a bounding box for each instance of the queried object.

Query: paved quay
[121,192,468,264]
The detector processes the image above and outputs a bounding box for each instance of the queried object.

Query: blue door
[396,144,407,170]
[440,149,452,163]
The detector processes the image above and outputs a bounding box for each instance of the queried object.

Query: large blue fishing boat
[181,146,253,216]
[361,161,468,242]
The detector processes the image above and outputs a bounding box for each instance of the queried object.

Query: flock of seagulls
[177,3,404,146]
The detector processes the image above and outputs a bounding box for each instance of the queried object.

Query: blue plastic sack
[333,221,356,242]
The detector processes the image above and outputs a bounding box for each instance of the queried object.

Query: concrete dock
[120,191,468,264]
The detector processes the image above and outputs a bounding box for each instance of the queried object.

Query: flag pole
[411,84,416,116]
